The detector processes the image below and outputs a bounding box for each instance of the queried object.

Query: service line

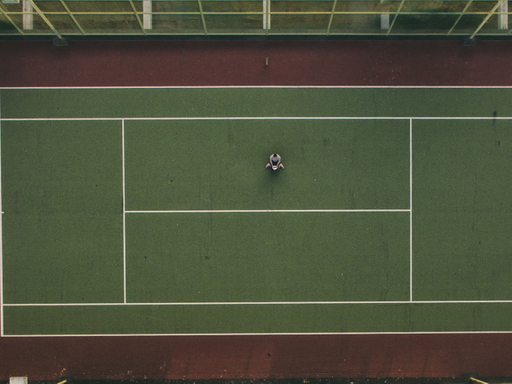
[125,209,411,214]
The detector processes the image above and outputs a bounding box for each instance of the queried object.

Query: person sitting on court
[266,154,284,170]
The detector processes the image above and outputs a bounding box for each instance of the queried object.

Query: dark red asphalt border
[1,40,512,380]
[1,334,512,380]
[2,40,512,87]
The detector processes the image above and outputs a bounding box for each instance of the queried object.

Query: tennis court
[1,87,512,336]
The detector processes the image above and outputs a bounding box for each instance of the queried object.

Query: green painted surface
[124,119,409,210]
[126,212,410,303]
[2,120,124,304]
[412,119,512,301]
[2,88,512,335]
[5,302,512,335]
[2,88,512,119]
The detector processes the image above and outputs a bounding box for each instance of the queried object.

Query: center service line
[409,118,414,302]
[122,119,127,304]
[125,209,411,214]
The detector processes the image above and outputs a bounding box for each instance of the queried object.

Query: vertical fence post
[22,0,33,30]
[381,13,390,29]
[498,0,508,30]
[143,0,152,30]
[263,0,270,32]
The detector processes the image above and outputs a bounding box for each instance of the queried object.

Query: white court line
[3,301,412,306]
[2,116,512,122]
[3,85,512,89]
[4,330,512,338]
[125,209,411,214]
[410,118,413,302]
[1,117,410,121]
[122,119,127,304]
[0,117,121,121]
[0,89,3,337]
[4,299,512,307]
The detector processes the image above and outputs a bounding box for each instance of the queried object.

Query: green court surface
[1,87,512,336]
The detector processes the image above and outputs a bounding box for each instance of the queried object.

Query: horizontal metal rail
[2,11,505,15]
[5,31,508,36]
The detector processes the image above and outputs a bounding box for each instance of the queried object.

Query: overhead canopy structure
[0,0,510,39]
